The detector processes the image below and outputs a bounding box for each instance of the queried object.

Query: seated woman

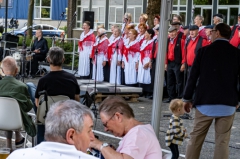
[90,96,162,159]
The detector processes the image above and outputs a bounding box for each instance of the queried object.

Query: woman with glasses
[90,96,162,159]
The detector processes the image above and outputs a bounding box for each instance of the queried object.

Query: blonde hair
[97,24,105,30]
[124,12,132,22]
[169,99,183,113]
[140,13,148,22]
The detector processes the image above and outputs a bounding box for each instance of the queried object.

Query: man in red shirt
[185,25,209,73]
[229,14,240,48]
[164,26,185,103]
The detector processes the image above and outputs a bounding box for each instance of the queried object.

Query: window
[219,0,239,5]
[33,25,41,30]
[34,0,51,19]
[43,25,49,30]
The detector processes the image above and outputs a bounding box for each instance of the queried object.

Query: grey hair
[98,28,106,34]
[124,12,132,22]
[216,16,223,23]
[1,56,17,74]
[45,100,95,141]
[47,46,65,66]
[196,15,204,23]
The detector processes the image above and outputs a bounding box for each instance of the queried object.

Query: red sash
[78,33,95,51]
[123,42,140,62]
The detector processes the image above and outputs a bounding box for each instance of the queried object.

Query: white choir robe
[138,40,153,84]
[123,52,140,84]
[137,56,151,84]
[92,52,108,82]
[109,50,122,85]
[78,30,94,76]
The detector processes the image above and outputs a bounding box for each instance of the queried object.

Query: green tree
[146,0,161,28]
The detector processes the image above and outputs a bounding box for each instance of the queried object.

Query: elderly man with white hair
[213,13,224,25]
[0,56,36,151]
[8,100,97,159]
[91,28,110,82]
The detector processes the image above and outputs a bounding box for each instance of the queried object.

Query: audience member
[0,56,36,151]
[183,23,240,159]
[213,13,223,25]
[90,96,162,159]
[8,100,97,159]
[35,47,80,144]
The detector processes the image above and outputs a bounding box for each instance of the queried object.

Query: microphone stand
[92,37,101,118]
[113,20,127,95]
[61,12,77,46]
[52,12,65,47]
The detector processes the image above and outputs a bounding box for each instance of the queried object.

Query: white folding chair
[37,95,70,124]
[0,97,36,148]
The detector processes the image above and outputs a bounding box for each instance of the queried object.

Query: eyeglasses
[102,113,116,128]
[102,112,123,128]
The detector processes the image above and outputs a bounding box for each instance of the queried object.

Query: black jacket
[183,39,240,107]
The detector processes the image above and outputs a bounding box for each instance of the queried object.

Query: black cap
[171,21,181,25]
[182,26,189,30]
[204,25,214,29]
[189,25,199,30]
[213,13,223,19]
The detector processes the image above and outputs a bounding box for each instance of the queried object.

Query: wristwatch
[100,142,109,151]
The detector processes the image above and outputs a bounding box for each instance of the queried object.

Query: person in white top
[108,27,123,84]
[91,28,109,82]
[135,13,148,33]
[122,29,140,86]
[8,100,97,159]
[90,96,162,159]
[121,12,133,33]
[78,21,95,79]
[109,24,119,43]
[136,23,147,46]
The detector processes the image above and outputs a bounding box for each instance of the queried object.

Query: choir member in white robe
[154,15,160,27]
[122,29,140,86]
[135,13,148,33]
[109,24,119,43]
[108,27,123,85]
[138,29,155,97]
[78,21,95,79]
[136,23,147,46]
[91,28,109,82]
[121,13,133,33]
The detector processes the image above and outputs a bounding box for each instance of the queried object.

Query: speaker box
[82,11,94,29]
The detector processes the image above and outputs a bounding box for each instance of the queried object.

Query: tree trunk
[27,0,34,38]
[146,0,161,28]
[67,0,77,38]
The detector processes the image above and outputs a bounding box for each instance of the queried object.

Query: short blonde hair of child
[169,99,184,113]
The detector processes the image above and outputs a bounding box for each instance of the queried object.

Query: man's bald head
[1,56,18,75]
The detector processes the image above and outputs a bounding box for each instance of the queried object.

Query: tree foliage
[146,0,161,28]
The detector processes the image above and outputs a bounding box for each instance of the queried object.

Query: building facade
[0,0,67,28]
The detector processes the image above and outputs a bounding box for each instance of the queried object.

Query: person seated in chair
[35,46,80,144]
[0,56,36,151]
[8,100,98,159]
[27,29,49,77]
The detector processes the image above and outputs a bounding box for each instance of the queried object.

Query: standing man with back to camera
[27,29,49,77]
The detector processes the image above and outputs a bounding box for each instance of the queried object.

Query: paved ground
[0,76,240,158]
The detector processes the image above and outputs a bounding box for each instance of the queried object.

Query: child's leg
[169,143,179,159]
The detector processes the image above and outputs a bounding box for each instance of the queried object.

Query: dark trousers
[169,143,179,159]
[167,61,184,99]
[27,53,46,75]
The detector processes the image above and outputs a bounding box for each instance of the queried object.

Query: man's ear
[62,57,65,63]
[115,112,123,122]
[65,128,76,145]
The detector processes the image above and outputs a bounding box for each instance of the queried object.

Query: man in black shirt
[35,47,80,144]
[28,29,49,76]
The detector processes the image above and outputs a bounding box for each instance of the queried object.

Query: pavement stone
[0,76,239,158]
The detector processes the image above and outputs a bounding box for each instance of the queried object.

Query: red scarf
[108,38,123,61]
[91,38,109,60]
[78,32,95,51]
[140,41,153,63]
[123,41,140,62]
